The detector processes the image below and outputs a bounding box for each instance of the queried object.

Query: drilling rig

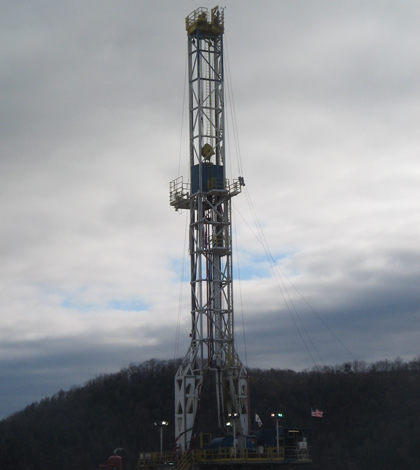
[169,6,248,453]
[100,7,312,470]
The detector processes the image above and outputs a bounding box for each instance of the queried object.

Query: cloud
[0,0,419,419]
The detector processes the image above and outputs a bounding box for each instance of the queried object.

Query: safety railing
[137,447,299,468]
[185,7,209,32]
[137,451,175,470]
[170,176,240,202]
[206,177,241,196]
[175,451,192,470]
[284,445,311,462]
[188,446,285,462]
[170,177,190,210]
[185,7,224,35]
[229,179,242,195]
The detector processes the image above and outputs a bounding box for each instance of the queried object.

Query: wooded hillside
[0,356,419,470]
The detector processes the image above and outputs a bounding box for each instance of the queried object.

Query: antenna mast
[170,6,248,451]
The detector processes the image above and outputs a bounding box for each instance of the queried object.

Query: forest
[0,355,419,470]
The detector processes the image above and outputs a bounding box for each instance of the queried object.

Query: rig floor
[137,447,311,470]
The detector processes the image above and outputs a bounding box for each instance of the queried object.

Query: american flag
[311,408,323,418]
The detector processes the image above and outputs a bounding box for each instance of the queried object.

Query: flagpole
[310,408,313,459]
[311,408,313,432]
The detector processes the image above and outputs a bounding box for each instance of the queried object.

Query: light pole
[227,412,239,451]
[154,421,168,456]
[271,413,283,456]
[226,422,236,451]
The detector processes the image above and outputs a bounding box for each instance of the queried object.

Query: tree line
[0,355,419,470]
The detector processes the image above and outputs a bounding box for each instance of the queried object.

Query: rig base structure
[137,447,312,470]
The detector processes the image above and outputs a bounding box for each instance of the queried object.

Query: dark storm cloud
[238,244,420,370]
[0,321,183,418]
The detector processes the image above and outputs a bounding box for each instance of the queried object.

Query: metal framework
[170,6,248,452]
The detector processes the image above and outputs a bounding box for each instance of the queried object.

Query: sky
[1,0,419,419]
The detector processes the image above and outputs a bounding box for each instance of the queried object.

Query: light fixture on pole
[154,421,168,455]
[227,413,239,451]
[270,413,283,455]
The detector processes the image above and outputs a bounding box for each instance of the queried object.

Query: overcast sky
[1,0,419,419]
